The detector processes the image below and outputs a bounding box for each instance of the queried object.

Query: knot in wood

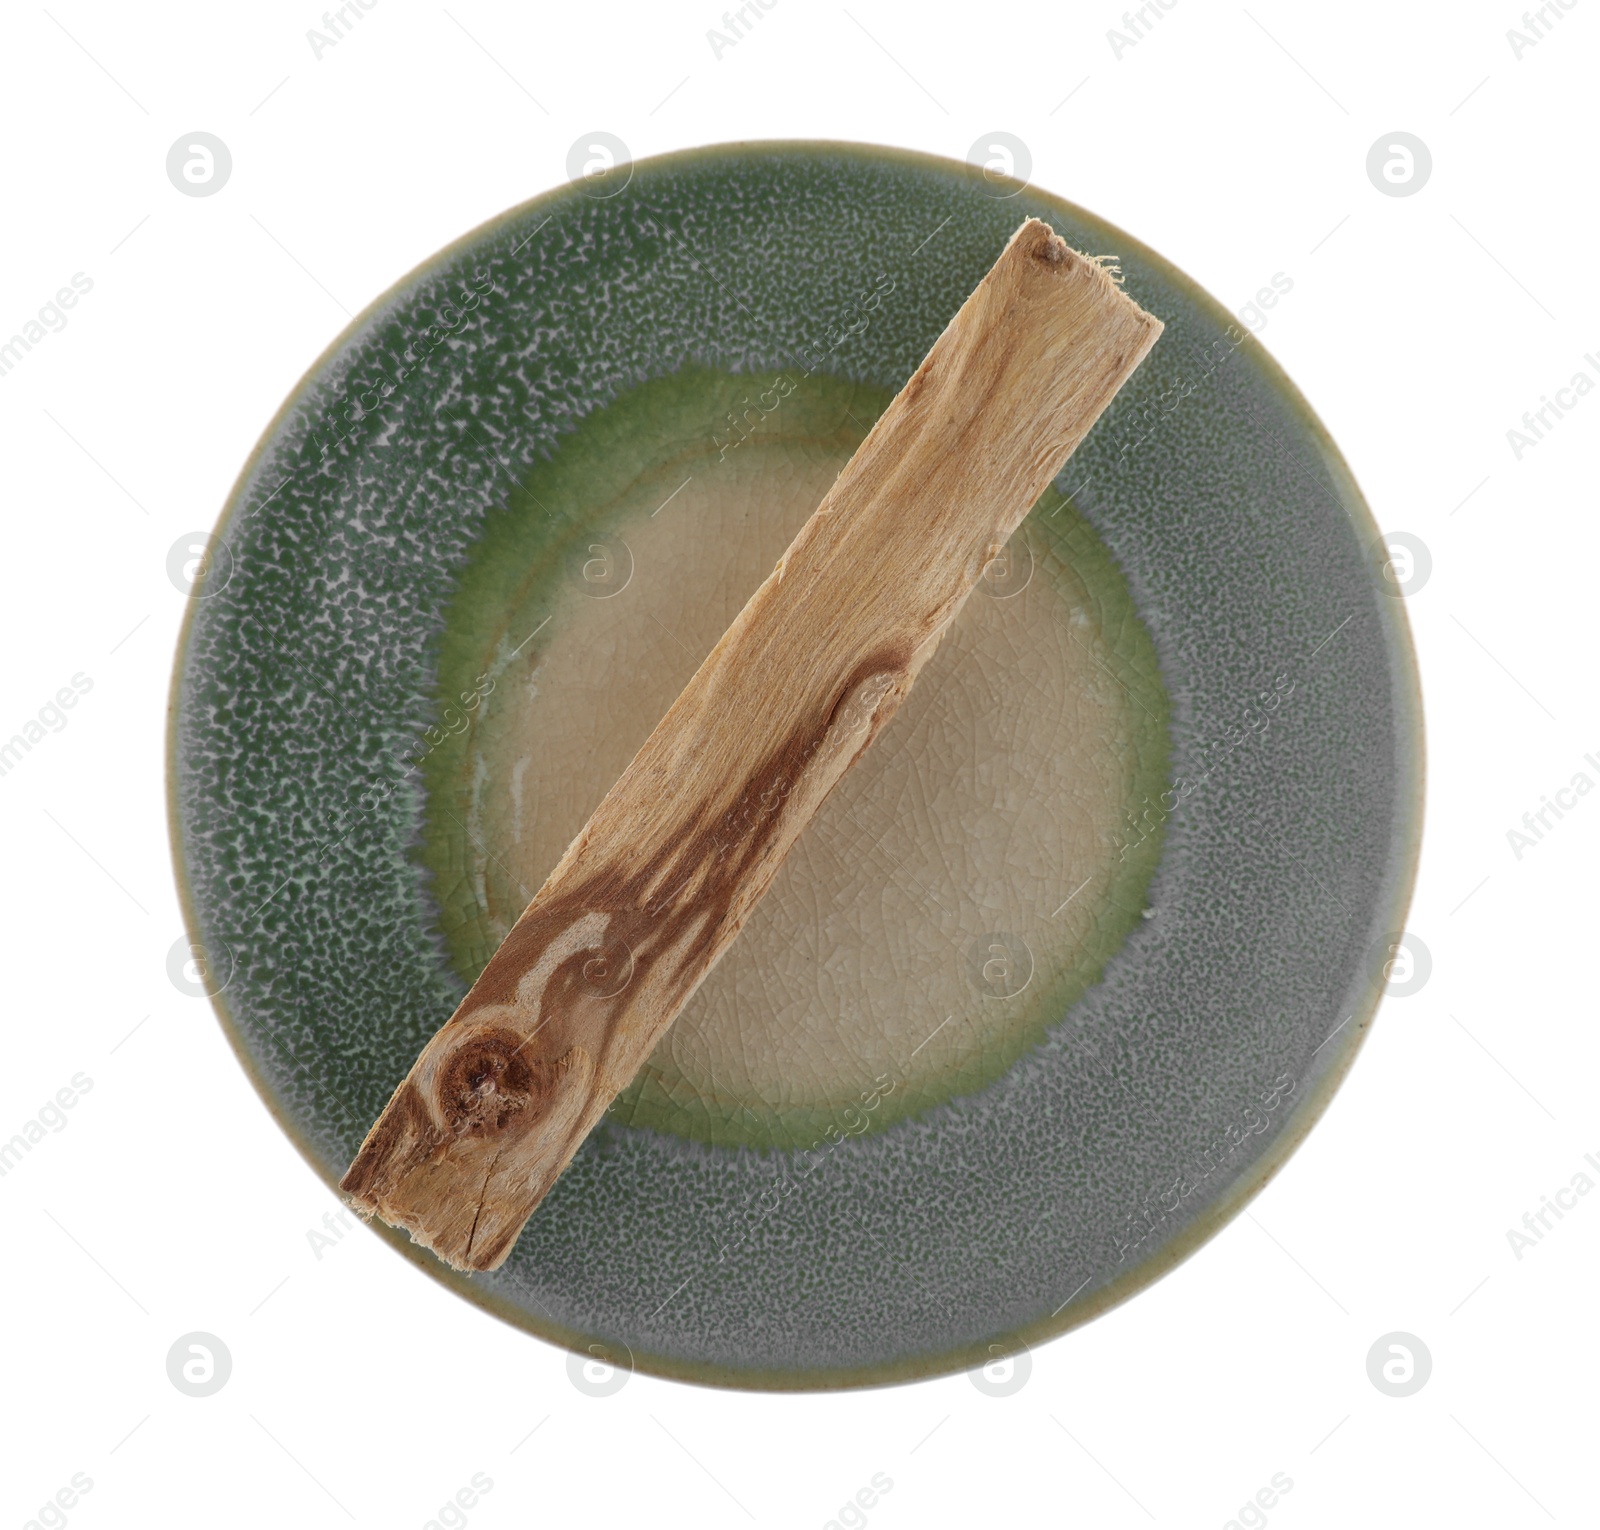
[436,1028,542,1137]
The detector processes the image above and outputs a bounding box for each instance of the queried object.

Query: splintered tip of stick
[1007,217,1074,268]
[1007,219,1141,306]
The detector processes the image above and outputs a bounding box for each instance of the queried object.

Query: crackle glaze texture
[170,143,1421,1389]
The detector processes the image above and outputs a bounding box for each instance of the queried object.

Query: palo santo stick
[341,217,1162,1271]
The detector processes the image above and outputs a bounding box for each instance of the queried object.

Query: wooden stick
[340,218,1163,1271]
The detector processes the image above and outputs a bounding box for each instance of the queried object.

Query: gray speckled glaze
[168,142,1422,1390]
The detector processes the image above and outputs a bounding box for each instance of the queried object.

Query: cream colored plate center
[452,416,1164,1149]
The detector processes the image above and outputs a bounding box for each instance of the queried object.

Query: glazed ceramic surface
[169,142,1422,1389]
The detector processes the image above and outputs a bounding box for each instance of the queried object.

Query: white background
[1,1,1595,1526]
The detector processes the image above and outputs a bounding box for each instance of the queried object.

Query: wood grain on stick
[340,217,1163,1271]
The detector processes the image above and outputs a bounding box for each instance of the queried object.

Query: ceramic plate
[169,141,1422,1390]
